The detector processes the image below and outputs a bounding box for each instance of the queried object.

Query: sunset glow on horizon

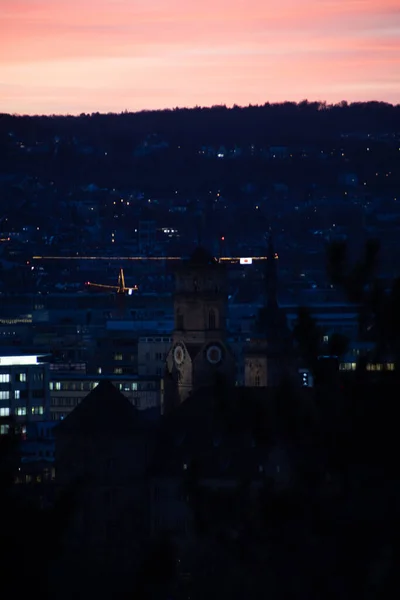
[1,0,400,115]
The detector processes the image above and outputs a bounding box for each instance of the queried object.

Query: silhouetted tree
[292,306,321,374]
[327,239,400,367]
[326,237,380,302]
[327,332,350,358]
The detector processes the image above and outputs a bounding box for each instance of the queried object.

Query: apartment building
[0,352,50,434]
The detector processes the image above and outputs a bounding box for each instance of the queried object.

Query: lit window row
[1,390,37,399]
[366,363,395,371]
[118,383,138,392]
[0,373,26,383]
[0,406,44,416]
[339,363,357,371]
[50,381,99,391]
[340,362,395,371]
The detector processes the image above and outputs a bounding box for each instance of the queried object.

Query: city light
[33,255,268,262]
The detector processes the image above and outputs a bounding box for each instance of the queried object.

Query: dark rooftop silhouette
[187,246,218,267]
[55,379,140,435]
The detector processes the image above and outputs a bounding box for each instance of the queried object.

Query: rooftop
[49,372,161,382]
[151,385,278,478]
[186,246,219,268]
[55,379,143,436]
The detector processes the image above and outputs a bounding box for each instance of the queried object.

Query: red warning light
[221,236,225,241]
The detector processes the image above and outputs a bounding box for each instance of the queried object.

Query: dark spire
[187,246,218,267]
[265,229,279,309]
[256,230,289,346]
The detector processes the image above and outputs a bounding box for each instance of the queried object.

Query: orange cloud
[0,0,399,114]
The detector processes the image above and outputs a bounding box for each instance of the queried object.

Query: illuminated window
[16,373,27,382]
[114,354,123,361]
[49,382,54,390]
[0,374,10,383]
[323,335,329,343]
[0,407,10,416]
[386,363,395,371]
[55,382,61,390]
[0,391,10,400]
[114,368,123,374]
[14,390,20,400]
[31,406,44,415]
[16,407,26,416]
[339,363,353,371]
[120,383,132,392]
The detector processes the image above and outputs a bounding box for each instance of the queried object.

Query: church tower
[165,247,235,405]
[245,232,291,387]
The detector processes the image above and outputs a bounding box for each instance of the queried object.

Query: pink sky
[1,0,399,114]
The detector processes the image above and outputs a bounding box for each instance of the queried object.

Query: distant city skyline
[1,0,399,115]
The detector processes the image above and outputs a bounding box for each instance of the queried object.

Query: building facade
[0,353,50,434]
[138,335,172,377]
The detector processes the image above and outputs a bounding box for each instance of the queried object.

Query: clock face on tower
[206,344,223,365]
[174,343,186,366]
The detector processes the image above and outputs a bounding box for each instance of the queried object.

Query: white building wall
[138,336,172,376]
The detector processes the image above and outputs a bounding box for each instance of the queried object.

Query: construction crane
[86,268,138,295]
